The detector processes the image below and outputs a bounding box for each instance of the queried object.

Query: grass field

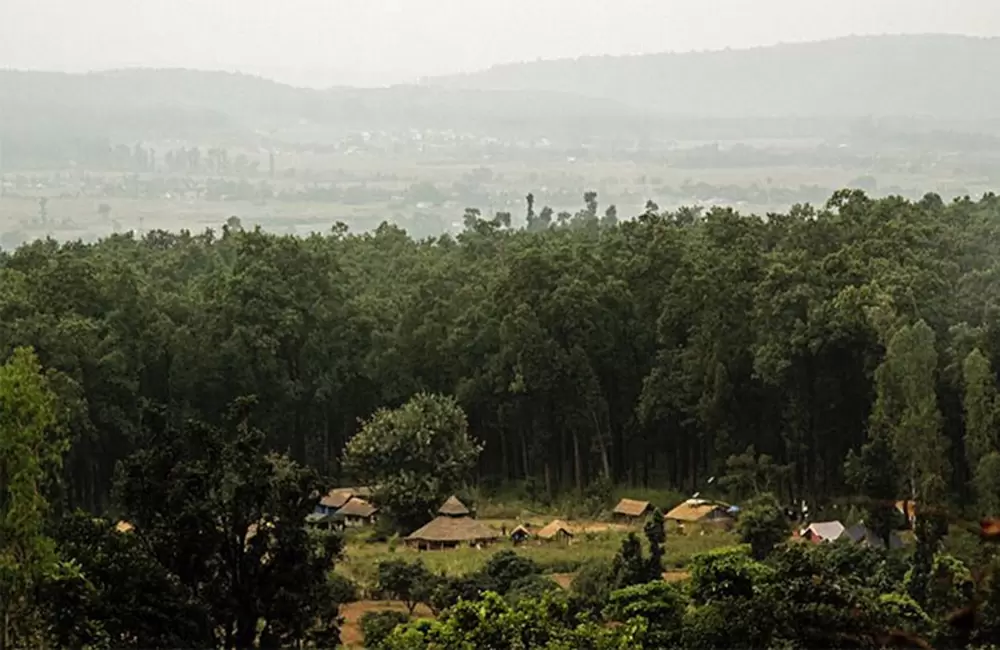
[337,520,735,591]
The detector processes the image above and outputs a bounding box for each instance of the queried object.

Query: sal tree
[116,397,343,649]
[0,347,67,650]
[343,393,483,533]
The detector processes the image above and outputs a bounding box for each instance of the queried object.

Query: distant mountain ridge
[422,34,1000,120]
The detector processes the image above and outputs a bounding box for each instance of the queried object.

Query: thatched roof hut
[537,519,574,541]
[319,489,355,511]
[665,499,733,524]
[405,516,498,550]
[438,495,471,517]
[510,524,531,544]
[333,497,378,519]
[612,498,653,522]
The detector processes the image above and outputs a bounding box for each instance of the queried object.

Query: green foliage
[642,508,666,579]
[377,559,438,615]
[976,453,1000,517]
[719,446,792,502]
[569,559,614,614]
[480,550,541,595]
[904,553,975,619]
[504,575,561,605]
[964,348,1000,475]
[329,570,360,605]
[361,610,410,650]
[382,591,647,650]
[114,400,344,648]
[0,347,67,648]
[844,430,900,544]
[736,493,789,560]
[877,593,934,639]
[872,320,950,503]
[688,545,769,604]
[343,393,482,533]
[40,512,212,649]
[609,533,649,590]
[605,581,685,649]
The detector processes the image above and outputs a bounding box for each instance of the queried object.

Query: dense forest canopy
[1,188,999,516]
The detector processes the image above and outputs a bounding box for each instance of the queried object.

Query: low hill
[0,68,639,142]
[424,34,1000,120]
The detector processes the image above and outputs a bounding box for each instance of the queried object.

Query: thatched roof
[613,498,653,518]
[537,519,574,540]
[320,489,355,509]
[665,499,731,523]
[510,525,531,540]
[319,486,374,509]
[334,498,378,519]
[438,495,470,517]
[406,516,498,543]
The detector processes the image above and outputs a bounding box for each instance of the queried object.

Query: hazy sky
[3,0,1000,87]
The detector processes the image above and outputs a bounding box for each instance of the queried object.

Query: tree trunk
[573,430,583,493]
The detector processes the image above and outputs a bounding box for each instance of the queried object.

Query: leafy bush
[428,573,496,613]
[376,560,438,614]
[328,571,360,604]
[878,592,934,638]
[504,575,561,605]
[605,581,686,648]
[360,610,409,649]
[735,493,789,560]
[688,545,769,604]
[481,550,540,594]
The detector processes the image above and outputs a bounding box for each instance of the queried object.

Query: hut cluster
[308,486,378,530]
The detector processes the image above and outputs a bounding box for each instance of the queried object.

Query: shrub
[606,581,686,648]
[688,545,770,604]
[570,559,614,615]
[376,559,437,614]
[360,610,409,649]
[481,550,540,594]
[328,571,360,604]
[504,575,561,605]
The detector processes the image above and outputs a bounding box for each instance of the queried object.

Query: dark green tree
[735,493,789,560]
[115,398,343,649]
[343,393,483,533]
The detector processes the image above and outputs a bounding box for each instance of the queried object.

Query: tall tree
[343,393,483,533]
[115,398,343,649]
[0,347,66,650]
[963,348,1000,509]
[870,320,950,504]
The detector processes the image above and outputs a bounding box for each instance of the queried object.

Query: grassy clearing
[472,485,688,521]
[337,523,734,591]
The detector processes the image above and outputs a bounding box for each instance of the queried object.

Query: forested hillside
[426,34,1000,120]
[2,189,999,515]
